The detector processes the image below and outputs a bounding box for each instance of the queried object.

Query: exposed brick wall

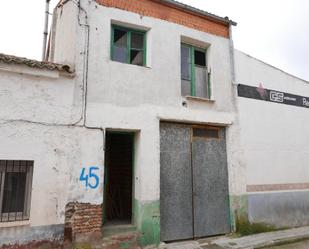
[64,202,102,242]
[96,0,230,38]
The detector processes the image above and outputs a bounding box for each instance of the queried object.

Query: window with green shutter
[111,25,146,66]
[181,43,211,99]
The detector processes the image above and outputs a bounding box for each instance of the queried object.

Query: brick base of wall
[64,202,103,243]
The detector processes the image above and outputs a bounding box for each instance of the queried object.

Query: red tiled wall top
[96,0,230,38]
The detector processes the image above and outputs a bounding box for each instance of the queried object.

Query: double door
[160,123,230,241]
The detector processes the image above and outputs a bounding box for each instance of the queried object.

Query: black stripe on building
[237,84,309,109]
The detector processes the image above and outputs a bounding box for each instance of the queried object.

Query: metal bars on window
[0,160,33,222]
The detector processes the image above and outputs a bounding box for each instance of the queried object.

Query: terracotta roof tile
[0,53,73,73]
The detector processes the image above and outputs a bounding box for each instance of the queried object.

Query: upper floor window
[111,25,146,66]
[0,160,33,222]
[181,43,211,99]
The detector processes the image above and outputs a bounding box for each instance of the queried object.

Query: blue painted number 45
[80,167,99,189]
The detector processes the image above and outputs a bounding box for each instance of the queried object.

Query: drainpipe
[42,0,51,61]
[229,23,237,84]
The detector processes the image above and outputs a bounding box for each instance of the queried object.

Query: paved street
[264,239,309,249]
[162,226,309,249]
[163,239,309,249]
[214,226,309,249]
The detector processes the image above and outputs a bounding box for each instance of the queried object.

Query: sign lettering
[238,84,309,109]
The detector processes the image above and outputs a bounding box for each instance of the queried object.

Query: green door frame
[103,130,136,225]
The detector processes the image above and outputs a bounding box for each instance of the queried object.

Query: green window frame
[181,43,211,99]
[111,25,147,66]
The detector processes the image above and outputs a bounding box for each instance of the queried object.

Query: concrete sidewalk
[161,226,309,249]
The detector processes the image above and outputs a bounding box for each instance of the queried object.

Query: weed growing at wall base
[236,216,280,236]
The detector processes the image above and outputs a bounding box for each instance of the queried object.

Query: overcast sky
[0,0,308,81]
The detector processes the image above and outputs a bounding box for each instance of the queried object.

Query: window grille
[0,160,33,222]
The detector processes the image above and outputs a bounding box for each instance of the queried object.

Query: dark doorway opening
[104,132,134,225]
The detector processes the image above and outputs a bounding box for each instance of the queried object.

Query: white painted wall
[0,63,75,124]
[49,1,79,67]
[73,0,244,203]
[0,0,307,239]
[235,50,309,186]
[0,63,104,232]
[0,123,103,227]
[0,0,245,240]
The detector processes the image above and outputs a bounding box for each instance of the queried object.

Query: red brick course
[247,183,309,192]
[64,202,102,242]
[96,0,230,38]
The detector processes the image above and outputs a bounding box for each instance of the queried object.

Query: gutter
[229,23,236,84]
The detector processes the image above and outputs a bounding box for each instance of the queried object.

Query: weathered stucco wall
[0,63,75,124]
[1,1,307,246]
[235,50,309,227]
[0,124,104,245]
[0,62,104,246]
[3,0,309,246]
[47,0,245,244]
[82,0,243,200]
[49,1,79,67]
[0,0,244,246]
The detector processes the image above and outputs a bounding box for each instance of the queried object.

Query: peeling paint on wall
[0,224,64,247]
[229,195,249,231]
[134,199,160,247]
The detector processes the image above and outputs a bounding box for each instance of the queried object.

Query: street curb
[254,236,309,249]
[214,226,309,249]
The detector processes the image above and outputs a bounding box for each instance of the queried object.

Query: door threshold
[103,223,137,238]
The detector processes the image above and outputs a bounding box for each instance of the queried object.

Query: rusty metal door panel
[160,123,193,242]
[192,128,230,237]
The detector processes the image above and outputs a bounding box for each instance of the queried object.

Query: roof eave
[0,53,74,74]
[158,0,237,26]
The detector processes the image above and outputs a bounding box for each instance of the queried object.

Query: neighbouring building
[235,50,309,228]
[0,0,308,248]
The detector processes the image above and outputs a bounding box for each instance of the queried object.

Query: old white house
[0,0,308,248]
